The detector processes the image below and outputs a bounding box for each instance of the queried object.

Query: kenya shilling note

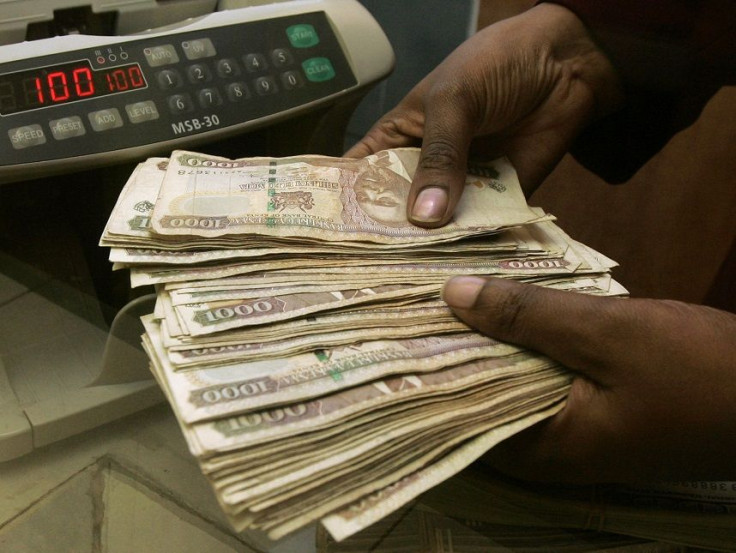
[151,148,547,243]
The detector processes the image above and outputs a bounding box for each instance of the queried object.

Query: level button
[125,101,160,123]
[8,124,46,149]
[302,57,335,82]
[286,24,319,48]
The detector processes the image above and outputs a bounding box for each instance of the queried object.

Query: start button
[286,24,319,48]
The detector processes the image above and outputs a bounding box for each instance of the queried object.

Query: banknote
[234,385,567,533]
[247,385,569,537]
[142,316,523,423]
[159,301,453,349]
[167,321,468,367]
[150,148,548,243]
[99,157,168,245]
[184,354,562,456]
[168,283,440,336]
[128,248,588,288]
[319,400,566,542]
[97,146,635,544]
[214,373,569,510]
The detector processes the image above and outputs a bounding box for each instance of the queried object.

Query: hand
[442,276,736,483]
[346,3,623,228]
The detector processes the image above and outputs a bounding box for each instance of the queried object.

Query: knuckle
[419,139,464,172]
[428,78,468,103]
[480,283,534,341]
[377,110,424,140]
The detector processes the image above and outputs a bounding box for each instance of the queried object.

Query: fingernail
[411,187,448,223]
[441,276,487,309]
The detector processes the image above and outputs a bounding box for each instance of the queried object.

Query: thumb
[406,91,476,228]
[441,276,618,381]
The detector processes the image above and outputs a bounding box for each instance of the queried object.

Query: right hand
[346,3,624,228]
[441,276,736,483]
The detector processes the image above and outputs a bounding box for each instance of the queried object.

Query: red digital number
[106,65,145,92]
[48,71,70,102]
[34,77,44,104]
[129,66,144,88]
[73,67,94,97]
[113,69,129,90]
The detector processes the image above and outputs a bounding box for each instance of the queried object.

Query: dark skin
[347,3,736,483]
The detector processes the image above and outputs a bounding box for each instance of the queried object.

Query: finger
[344,115,421,158]
[441,276,623,382]
[407,88,476,228]
[344,93,427,158]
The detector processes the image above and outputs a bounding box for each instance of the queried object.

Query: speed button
[8,124,46,149]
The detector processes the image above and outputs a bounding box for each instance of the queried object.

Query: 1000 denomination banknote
[318,400,567,542]
[142,316,523,423]
[151,148,547,243]
[169,283,440,336]
[187,355,564,456]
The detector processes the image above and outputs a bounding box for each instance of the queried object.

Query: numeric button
[226,82,250,102]
[243,53,268,73]
[187,63,212,83]
[254,76,278,95]
[281,70,304,90]
[198,88,223,108]
[157,69,182,89]
[216,58,240,78]
[271,48,294,67]
[168,94,194,114]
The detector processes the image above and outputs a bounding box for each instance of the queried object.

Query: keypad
[157,46,322,114]
[1,11,356,161]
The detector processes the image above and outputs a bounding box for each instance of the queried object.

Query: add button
[302,57,335,82]
[286,24,319,48]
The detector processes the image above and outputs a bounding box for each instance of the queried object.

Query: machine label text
[171,114,220,135]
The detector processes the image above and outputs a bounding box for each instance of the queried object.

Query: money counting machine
[0,0,393,461]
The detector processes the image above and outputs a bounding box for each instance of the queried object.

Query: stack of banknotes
[318,465,736,551]
[100,147,628,541]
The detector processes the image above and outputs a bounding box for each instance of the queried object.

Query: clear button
[302,57,335,82]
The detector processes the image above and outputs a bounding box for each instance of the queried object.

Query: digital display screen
[0,60,147,115]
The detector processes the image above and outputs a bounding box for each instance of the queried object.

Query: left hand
[441,276,736,483]
[345,4,623,228]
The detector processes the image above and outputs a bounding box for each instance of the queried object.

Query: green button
[302,57,335,82]
[286,24,319,48]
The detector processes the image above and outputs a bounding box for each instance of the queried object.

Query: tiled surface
[0,404,315,552]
